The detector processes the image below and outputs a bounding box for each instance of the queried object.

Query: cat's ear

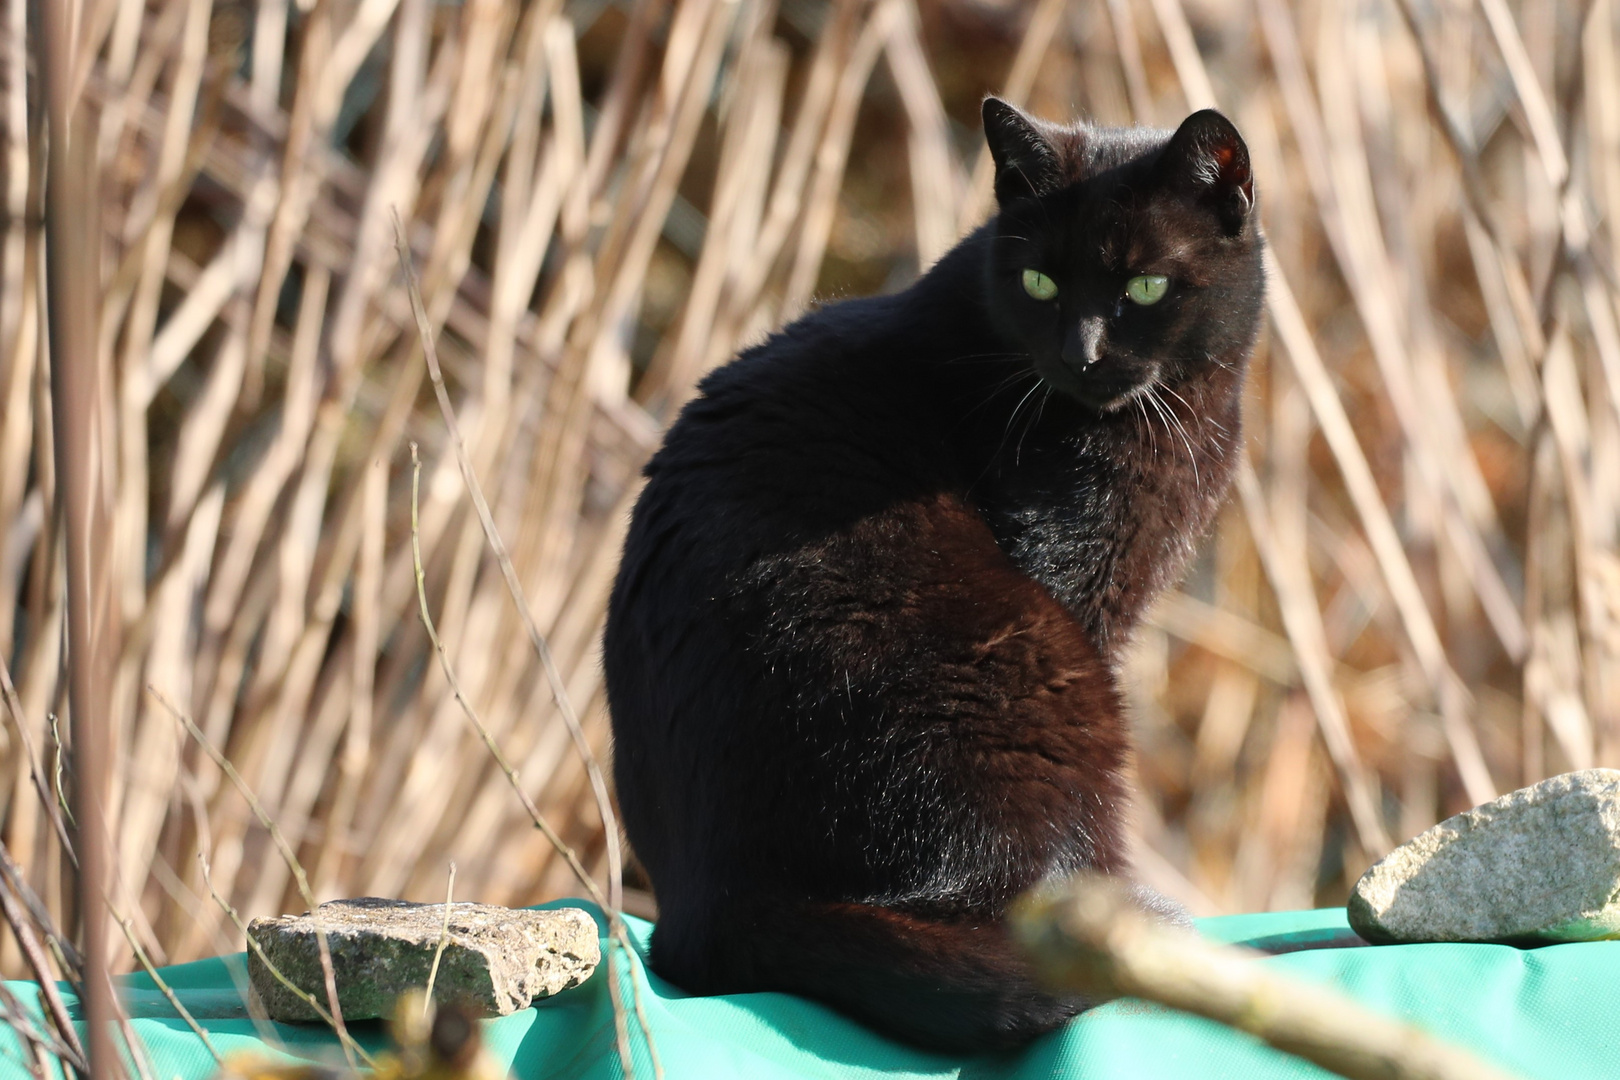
[1158,109,1254,235]
[983,97,1063,205]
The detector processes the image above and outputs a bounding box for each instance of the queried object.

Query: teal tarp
[3,900,1617,1079]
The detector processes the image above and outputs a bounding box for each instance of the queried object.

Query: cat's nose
[1062,316,1108,369]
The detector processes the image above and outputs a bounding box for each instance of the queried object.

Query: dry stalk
[1014,873,1525,1080]
[392,213,626,913]
[149,689,356,1069]
[110,998,157,1080]
[422,862,457,1017]
[394,216,661,1080]
[781,0,891,317]
[1148,0,1500,805]
[35,0,117,1074]
[957,0,1067,230]
[1237,458,1392,854]
[196,855,376,1071]
[0,866,86,1074]
[0,980,67,1080]
[110,906,222,1065]
[406,445,651,1080]
[0,842,79,978]
[406,446,603,908]
[0,651,75,864]
[1249,0,1525,666]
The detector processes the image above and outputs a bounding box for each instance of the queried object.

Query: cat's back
[629,287,961,565]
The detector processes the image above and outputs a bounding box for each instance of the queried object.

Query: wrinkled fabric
[2,901,1613,1079]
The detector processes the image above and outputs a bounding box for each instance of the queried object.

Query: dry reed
[0,0,1616,1010]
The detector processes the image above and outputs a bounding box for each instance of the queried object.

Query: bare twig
[422,861,456,1015]
[110,999,157,1080]
[404,448,605,908]
[1237,459,1392,854]
[111,906,222,1064]
[406,446,641,1080]
[0,870,86,1074]
[390,212,625,914]
[196,856,376,1070]
[0,841,81,978]
[1014,873,1526,1080]
[394,211,665,1079]
[0,651,76,864]
[149,689,356,1068]
[0,981,67,1080]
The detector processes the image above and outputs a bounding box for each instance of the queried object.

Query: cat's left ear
[983,97,1064,205]
[1158,109,1254,235]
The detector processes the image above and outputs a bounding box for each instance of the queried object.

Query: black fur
[603,99,1265,1052]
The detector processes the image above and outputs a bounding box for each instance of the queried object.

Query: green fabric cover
[2,900,1616,1079]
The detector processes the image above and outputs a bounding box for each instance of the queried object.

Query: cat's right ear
[1158,109,1255,235]
[983,97,1062,205]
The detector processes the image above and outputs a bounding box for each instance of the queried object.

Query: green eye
[1125,274,1169,305]
[1021,269,1058,301]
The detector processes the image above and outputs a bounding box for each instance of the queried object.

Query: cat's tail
[651,898,1088,1053]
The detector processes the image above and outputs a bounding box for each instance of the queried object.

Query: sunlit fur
[603,98,1265,1053]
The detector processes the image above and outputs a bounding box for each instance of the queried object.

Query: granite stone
[1349,769,1620,945]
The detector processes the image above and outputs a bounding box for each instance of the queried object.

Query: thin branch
[406,446,637,1080]
[110,907,223,1065]
[394,213,663,1079]
[405,447,605,909]
[196,856,376,1070]
[1014,873,1526,1080]
[422,861,457,1015]
[0,840,82,977]
[391,210,624,913]
[0,982,63,1080]
[110,1001,157,1080]
[0,651,76,864]
[0,858,87,1074]
[149,689,356,1068]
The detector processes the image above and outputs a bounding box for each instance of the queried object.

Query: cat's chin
[1097,379,1160,414]
[1031,358,1161,414]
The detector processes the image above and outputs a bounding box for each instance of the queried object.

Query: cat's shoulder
[701,290,909,386]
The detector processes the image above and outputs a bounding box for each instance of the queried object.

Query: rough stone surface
[1349,768,1620,945]
[246,898,600,1022]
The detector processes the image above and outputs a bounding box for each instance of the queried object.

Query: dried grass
[1,0,1617,996]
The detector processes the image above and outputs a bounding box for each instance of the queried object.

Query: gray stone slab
[247,898,600,1022]
[1349,768,1620,945]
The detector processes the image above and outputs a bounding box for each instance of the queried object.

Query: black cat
[603,98,1265,1052]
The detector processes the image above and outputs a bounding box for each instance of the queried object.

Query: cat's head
[980,98,1265,413]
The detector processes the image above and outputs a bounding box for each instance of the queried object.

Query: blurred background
[1,0,1617,976]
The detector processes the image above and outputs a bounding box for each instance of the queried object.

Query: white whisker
[1149,384,1200,493]
[1003,380,1044,460]
[1133,392,1157,462]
